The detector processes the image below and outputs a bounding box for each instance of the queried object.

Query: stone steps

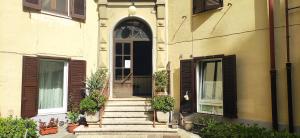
[105,105,153,112]
[103,111,152,118]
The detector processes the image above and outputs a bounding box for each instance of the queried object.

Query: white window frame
[38,60,69,115]
[41,0,71,19]
[196,59,223,115]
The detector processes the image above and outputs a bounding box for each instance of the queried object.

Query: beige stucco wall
[0,0,99,117]
[168,0,300,128]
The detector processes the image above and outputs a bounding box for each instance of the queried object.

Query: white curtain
[39,60,64,109]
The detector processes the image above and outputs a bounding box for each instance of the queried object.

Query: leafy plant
[0,117,38,138]
[80,97,98,113]
[67,111,79,124]
[151,95,175,113]
[192,114,300,138]
[90,90,106,108]
[154,70,168,92]
[86,69,108,92]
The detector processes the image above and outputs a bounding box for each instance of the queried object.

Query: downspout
[285,0,294,133]
[268,0,278,131]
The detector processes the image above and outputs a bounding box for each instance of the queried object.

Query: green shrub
[67,111,79,124]
[151,95,175,113]
[90,90,106,108]
[192,115,300,138]
[86,69,108,92]
[0,117,38,138]
[80,97,98,113]
[154,70,168,92]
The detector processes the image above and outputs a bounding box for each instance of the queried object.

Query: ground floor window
[38,59,68,115]
[197,59,223,115]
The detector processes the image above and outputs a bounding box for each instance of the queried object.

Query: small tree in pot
[151,95,175,123]
[154,70,168,95]
[80,92,106,123]
[67,111,79,133]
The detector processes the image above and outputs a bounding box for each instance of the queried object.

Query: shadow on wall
[173,68,181,112]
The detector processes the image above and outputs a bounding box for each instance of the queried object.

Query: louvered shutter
[68,60,86,109]
[23,0,41,10]
[180,60,196,113]
[222,55,237,118]
[71,0,86,20]
[205,0,223,11]
[21,56,39,118]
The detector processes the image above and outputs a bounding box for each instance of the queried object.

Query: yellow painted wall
[0,0,99,117]
[168,0,300,128]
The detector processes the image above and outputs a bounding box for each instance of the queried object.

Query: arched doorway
[113,18,153,98]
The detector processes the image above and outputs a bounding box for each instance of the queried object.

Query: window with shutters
[38,59,69,115]
[196,59,223,115]
[23,0,86,20]
[193,0,223,14]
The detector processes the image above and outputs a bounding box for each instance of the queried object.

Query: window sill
[38,108,67,116]
[41,10,72,20]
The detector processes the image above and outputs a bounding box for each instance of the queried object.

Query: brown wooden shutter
[205,0,223,11]
[68,60,86,110]
[180,60,196,113]
[23,0,41,10]
[71,0,86,20]
[21,56,39,118]
[222,55,237,118]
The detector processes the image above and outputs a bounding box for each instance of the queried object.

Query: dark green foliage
[151,95,175,113]
[80,97,98,113]
[80,90,107,113]
[0,117,38,138]
[154,70,168,92]
[192,115,300,138]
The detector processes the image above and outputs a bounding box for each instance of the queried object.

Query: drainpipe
[285,0,294,133]
[268,0,278,131]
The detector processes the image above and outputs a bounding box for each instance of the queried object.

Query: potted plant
[39,118,58,135]
[154,70,168,95]
[151,95,175,123]
[67,111,79,133]
[80,90,106,123]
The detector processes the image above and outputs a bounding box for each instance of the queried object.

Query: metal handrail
[99,78,110,128]
[121,72,133,84]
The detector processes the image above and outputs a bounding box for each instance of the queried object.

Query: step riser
[106,101,151,106]
[102,118,152,121]
[105,106,152,112]
[103,112,152,118]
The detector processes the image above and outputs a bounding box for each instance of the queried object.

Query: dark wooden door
[113,41,133,98]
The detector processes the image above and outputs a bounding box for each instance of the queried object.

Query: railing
[99,78,110,128]
[121,72,133,84]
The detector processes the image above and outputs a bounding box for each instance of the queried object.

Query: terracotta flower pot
[39,127,58,135]
[67,123,78,133]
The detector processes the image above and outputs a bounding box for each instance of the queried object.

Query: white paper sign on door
[125,60,131,68]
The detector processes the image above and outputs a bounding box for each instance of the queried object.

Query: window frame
[41,0,71,18]
[196,58,223,115]
[37,59,69,115]
[192,0,223,15]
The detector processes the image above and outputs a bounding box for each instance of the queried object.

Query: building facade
[0,0,299,132]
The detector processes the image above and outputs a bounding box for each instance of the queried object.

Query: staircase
[75,98,178,135]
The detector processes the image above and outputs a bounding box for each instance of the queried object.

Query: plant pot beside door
[152,95,175,123]
[67,111,79,133]
[80,90,107,123]
[154,70,168,96]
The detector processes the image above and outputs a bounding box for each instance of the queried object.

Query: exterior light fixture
[129,0,136,16]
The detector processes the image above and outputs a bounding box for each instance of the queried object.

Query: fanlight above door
[114,19,152,41]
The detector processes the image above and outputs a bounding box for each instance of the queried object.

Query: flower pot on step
[156,111,169,123]
[67,123,78,133]
[85,111,100,123]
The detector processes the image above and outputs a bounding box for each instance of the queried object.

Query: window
[197,60,223,115]
[42,0,69,16]
[38,59,68,115]
[193,0,223,14]
[115,43,132,80]
[23,0,86,20]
